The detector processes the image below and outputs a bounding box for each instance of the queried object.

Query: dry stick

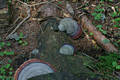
[81,15,118,52]
[6,17,21,36]
[81,52,97,61]
[28,0,55,7]
[6,4,30,39]
[17,0,55,7]
[6,0,56,39]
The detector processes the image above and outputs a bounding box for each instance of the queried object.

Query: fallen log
[81,15,118,52]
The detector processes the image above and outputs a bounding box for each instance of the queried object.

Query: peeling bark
[81,15,118,52]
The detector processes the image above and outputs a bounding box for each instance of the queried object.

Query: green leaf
[58,1,62,4]
[0,76,3,79]
[111,12,117,17]
[91,13,97,16]
[6,42,11,46]
[112,61,117,67]
[95,8,104,12]
[18,40,23,44]
[99,28,107,34]
[0,42,5,47]
[113,42,119,47]
[9,67,13,71]
[8,59,12,63]
[117,40,120,43]
[9,72,13,75]
[5,64,10,69]
[113,24,119,28]
[89,32,94,36]
[22,41,28,46]
[5,51,14,55]
[0,68,5,74]
[6,77,11,80]
[114,18,120,22]
[115,6,119,9]
[116,65,120,69]
[19,32,24,39]
[109,0,113,2]
[102,39,110,44]
[96,25,103,28]
[102,30,107,34]
[0,52,4,56]
[3,51,7,54]
[96,5,101,9]
[94,13,103,20]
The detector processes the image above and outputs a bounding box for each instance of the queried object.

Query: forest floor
[0,0,120,80]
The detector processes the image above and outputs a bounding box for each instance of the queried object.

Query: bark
[0,7,9,34]
[81,15,118,52]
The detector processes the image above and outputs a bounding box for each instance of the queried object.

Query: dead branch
[81,15,118,52]
[6,0,56,39]
[6,6,30,39]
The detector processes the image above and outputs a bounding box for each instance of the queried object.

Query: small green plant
[0,41,11,49]
[0,59,14,80]
[83,53,120,79]
[92,4,108,34]
[0,42,5,49]
[0,39,14,56]
[111,12,118,17]
[17,32,28,46]
[94,53,120,75]
[112,61,120,69]
[0,51,14,56]
[108,0,113,2]
[91,4,105,21]
[0,40,14,56]
[89,32,94,36]
[6,42,11,47]
[110,6,120,28]
[92,13,104,20]
[96,25,107,34]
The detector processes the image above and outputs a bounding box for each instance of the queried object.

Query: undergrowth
[84,52,120,80]
[0,32,28,79]
[0,60,14,80]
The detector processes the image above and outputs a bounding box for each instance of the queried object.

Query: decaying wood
[81,15,118,52]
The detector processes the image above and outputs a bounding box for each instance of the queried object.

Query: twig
[6,17,21,35]
[81,52,98,61]
[13,17,21,25]
[28,0,55,7]
[50,2,63,10]
[6,0,56,39]
[115,2,120,6]
[6,6,30,39]
[6,1,30,39]
[17,0,55,7]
